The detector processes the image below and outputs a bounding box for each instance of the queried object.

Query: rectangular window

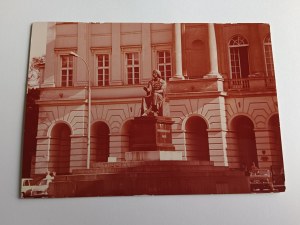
[61,55,73,87]
[126,52,140,85]
[157,50,172,81]
[97,54,109,86]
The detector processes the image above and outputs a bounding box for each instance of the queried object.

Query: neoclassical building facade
[32,23,283,176]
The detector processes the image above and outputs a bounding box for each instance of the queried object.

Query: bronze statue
[141,70,166,116]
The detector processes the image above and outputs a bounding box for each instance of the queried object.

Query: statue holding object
[141,69,166,117]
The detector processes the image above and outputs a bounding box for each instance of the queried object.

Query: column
[204,23,222,78]
[170,23,185,80]
[111,23,123,85]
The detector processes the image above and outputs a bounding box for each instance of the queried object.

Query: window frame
[93,50,111,87]
[91,48,112,87]
[151,44,173,81]
[228,35,250,79]
[121,46,142,85]
[263,34,275,77]
[60,54,74,87]
[54,49,77,87]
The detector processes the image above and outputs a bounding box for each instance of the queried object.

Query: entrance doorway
[233,116,258,170]
[91,122,110,163]
[185,116,210,161]
[49,123,71,174]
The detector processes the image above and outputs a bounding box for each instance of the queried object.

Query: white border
[0,1,299,225]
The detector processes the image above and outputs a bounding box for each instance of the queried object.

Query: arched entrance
[185,116,209,161]
[121,119,134,160]
[232,116,258,170]
[49,123,71,174]
[269,114,283,167]
[91,122,110,163]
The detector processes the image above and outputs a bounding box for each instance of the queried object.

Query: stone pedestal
[126,116,181,161]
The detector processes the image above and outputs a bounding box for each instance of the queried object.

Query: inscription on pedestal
[131,116,175,152]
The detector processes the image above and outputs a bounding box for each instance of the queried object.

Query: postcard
[21,22,285,198]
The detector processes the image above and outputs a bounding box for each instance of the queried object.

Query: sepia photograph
[21,22,285,198]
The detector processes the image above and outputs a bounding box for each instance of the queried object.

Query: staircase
[49,161,250,197]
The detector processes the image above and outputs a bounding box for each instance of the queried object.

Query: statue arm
[143,80,152,95]
[154,79,166,94]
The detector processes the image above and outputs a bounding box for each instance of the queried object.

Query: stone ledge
[125,151,183,161]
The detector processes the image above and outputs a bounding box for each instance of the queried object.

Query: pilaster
[141,23,152,83]
[41,22,56,88]
[111,23,123,85]
[75,23,89,87]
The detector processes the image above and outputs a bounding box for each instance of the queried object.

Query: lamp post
[69,51,91,169]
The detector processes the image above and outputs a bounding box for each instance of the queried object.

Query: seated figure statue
[141,69,166,116]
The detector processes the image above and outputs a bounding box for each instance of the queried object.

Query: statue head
[152,69,161,79]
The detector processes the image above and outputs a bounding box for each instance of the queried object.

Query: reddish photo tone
[21,22,285,198]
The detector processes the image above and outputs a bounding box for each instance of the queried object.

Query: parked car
[21,178,34,198]
[21,178,52,198]
[249,169,274,192]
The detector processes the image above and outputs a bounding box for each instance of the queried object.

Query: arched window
[228,35,250,79]
[264,34,275,77]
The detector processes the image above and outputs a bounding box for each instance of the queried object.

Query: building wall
[33,23,282,175]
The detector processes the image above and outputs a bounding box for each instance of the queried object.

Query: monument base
[125,151,183,161]
[125,116,178,161]
[131,116,175,152]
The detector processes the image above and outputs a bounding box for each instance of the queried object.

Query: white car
[21,178,52,198]
[21,178,34,198]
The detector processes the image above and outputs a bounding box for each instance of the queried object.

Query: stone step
[54,169,245,183]
[91,160,214,168]
[73,165,229,175]
[49,171,250,197]
[72,161,224,175]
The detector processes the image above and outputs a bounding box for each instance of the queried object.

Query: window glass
[157,50,172,81]
[61,55,73,87]
[229,35,249,79]
[97,54,110,86]
[126,53,140,85]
